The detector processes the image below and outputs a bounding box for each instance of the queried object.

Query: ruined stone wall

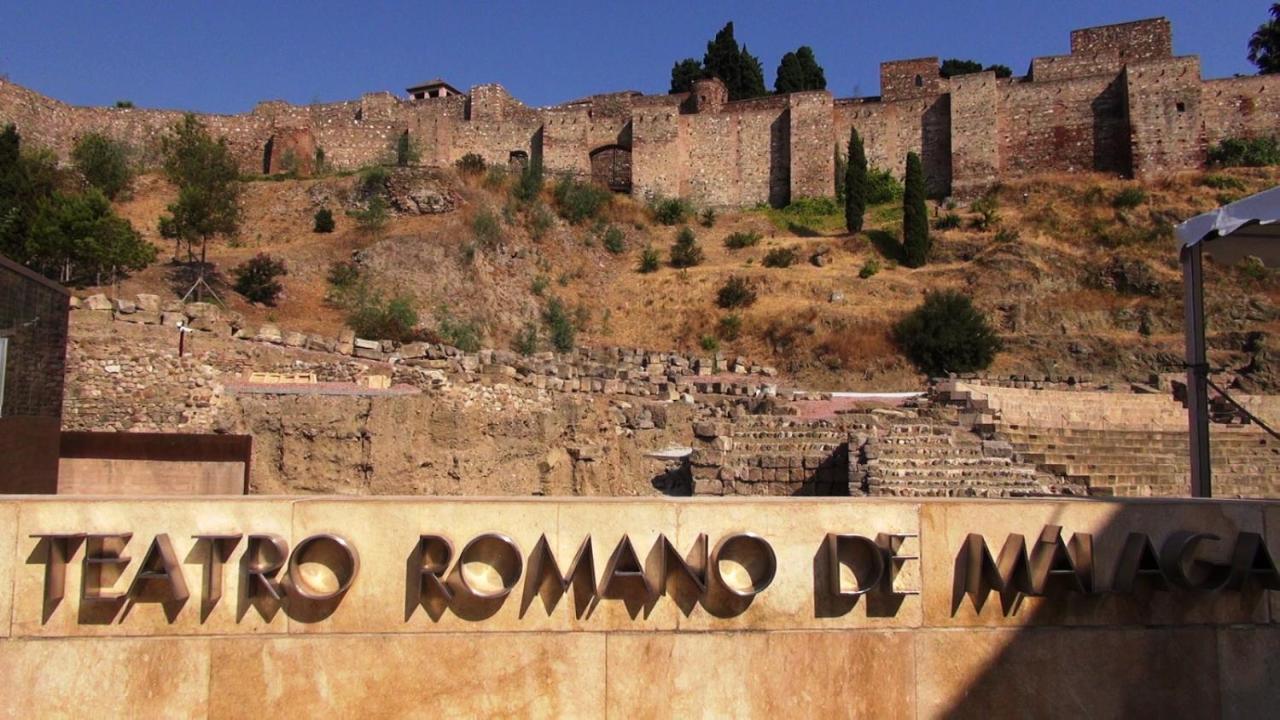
[1199,74,1280,148]
[948,72,1001,196]
[1070,17,1172,62]
[5,17,1280,205]
[787,92,834,200]
[998,73,1130,178]
[1125,57,1204,178]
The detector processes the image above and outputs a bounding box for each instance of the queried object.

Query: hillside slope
[97,166,1280,391]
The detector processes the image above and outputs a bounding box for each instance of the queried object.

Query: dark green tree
[0,125,62,264]
[775,46,827,93]
[893,290,1001,376]
[27,189,154,285]
[157,114,242,279]
[1250,3,1280,74]
[670,226,704,268]
[985,64,1013,78]
[395,131,419,166]
[902,152,929,268]
[231,253,287,305]
[939,59,984,78]
[670,58,705,94]
[542,296,576,352]
[72,133,133,200]
[845,128,868,233]
[702,23,767,101]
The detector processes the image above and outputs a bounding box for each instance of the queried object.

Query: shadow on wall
[930,500,1277,718]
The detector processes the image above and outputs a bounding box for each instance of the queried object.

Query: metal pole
[1182,242,1212,498]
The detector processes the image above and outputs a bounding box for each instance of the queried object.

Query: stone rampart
[4,17,1278,204]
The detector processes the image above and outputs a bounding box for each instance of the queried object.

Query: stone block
[283,331,307,348]
[84,293,112,311]
[184,302,219,320]
[116,311,161,325]
[135,293,162,313]
[255,324,283,343]
[112,297,136,314]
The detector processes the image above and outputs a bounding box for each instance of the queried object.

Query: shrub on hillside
[325,260,361,304]
[352,195,389,231]
[700,208,717,227]
[473,207,503,248]
[513,322,539,355]
[866,166,904,204]
[716,275,757,308]
[934,212,961,230]
[553,174,611,224]
[436,306,482,352]
[1208,136,1280,167]
[72,133,133,200]
[894,290,1000,376]
[650,195,693,225]
[542,297,576,352]
[670,227,704,268]
[232,253,287,305]
[762,246,798,268]
[526,202,554,241]
[347,291,419,343]
[859,257,881,278]
[602,225,626,254]
[1201,174,1246,191]
[313,208,335,233]
[512,161,544,203]
[638,246,661,273]
[359,165,390,194]
[969,195,1000,230]
[700,335,720,352]
[717,313,742,341]
[455,153,486,174]
[1112,187,1147,209]
[724,230,762,249]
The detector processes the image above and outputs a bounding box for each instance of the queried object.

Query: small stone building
[406,78,464,101]
[0,253,69,493]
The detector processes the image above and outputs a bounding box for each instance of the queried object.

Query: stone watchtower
[689,77,728,113]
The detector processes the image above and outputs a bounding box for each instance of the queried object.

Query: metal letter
[649,533,708,595]
[413,535,455,604]
[287,534,360,601]
[1226,532,1280,591]
[451,533,522,600]
[193,534,242,606]
[244,534,289,601]
[128,533,190,602]
[825,533,885,597]
[82,533,132,603]
[1112,533,1170,593]
[1160,531,1230,591]
[710,532,777,598]
[30,534,83,605]
[523,534,596,615]
[600,535,657,601]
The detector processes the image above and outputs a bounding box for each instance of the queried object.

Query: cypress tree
[902,152,929,267]
[775,52,805,94]
[845,128,868,233]
[795,47,827,90]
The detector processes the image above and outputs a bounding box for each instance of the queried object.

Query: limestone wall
[0,496,1275,716]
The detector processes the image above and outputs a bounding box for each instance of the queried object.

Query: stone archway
[589,145,632,193]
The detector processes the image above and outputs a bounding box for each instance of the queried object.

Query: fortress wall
[1199,74,1280,148]
[1071,17,1173,61]
[631,107,683,200]
[1030,54,1126,83]
[787,91,835,200]
[681,99,789,207]
[998,73,1129,179]
[1125,56,1204,178]
[835,94,950,197]
[949,72,1001,197]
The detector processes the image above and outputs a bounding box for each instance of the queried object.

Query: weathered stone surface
[83,293,112,311]
[135,293,162,313]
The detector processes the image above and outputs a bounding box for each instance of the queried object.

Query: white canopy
[1175,185,1280,267]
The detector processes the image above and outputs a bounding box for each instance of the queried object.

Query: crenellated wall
[2,17,1278,205]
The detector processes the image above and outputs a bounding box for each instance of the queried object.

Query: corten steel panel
[59,432,252,494]
[0,416,60,493]
[0,254,69,422]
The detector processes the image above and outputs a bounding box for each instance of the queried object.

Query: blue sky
[0,1,1272,112]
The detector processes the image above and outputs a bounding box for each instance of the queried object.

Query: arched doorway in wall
[589,145,632,193]
[508,150,529,173]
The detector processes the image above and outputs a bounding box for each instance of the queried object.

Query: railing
[1206,379,1280,442]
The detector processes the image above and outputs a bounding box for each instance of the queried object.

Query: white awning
[1174,185,1280,267]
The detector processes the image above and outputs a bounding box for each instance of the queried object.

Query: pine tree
[795,47,826,90]
[775,52,805,94]
[670,58,704,94]
[845,128,868,233]
[738,44,767,99]
[902,152,929,268]
[702,22,766,101]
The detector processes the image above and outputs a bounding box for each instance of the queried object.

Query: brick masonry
[1,18,1277,203]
